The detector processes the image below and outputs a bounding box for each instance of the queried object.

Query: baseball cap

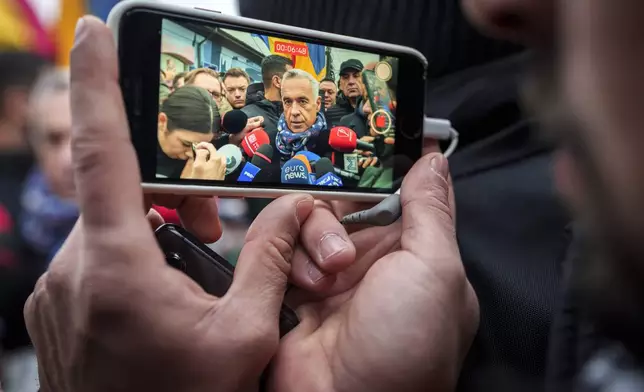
[339,59,364,75]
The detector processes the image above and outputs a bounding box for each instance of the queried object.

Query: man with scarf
[275,69,328,165]
[20,68,78,264]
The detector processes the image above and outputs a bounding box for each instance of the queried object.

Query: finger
[302,207,355,273]
[287,222,401,306]
[370,157,379,167]
[400,153,458,261]
[384,137,395,145]
[194,148,209,164]
[146,208,165,231]
[222,194,314,328]
[70,16,148,233]
[176,197,222,243]
[197,142,218,158]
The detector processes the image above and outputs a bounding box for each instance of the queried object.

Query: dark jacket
[241,99,283,147]
[326,95,355,128]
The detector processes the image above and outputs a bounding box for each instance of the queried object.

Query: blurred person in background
[222,67,250,109]
[0,50,49,391]
[325,59,364,126]
[171,71,186,91]
[238,0,569,391]
[3,67,77,392]
[184,68,232,117]
[20,68,78,264]
[319,77,337,109]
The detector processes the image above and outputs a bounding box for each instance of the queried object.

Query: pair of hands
[24,17,479,392]
[187,142,227,181]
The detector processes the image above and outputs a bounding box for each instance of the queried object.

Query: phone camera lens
[166,252,187,272]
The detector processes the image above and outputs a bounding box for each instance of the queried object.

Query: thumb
[400,153,457,260]
[223,194,314,326]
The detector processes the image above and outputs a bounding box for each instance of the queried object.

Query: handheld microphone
[328,126,375,153]
[281,157,312,185]
[333,167,361,181]
[222,109,248,134]
[314,158,343,187]
[241,128,270,157]
[294,151,321,165]
[216,144,243,175]
[238,144,274,183]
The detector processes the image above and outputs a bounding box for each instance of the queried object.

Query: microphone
[292,154,316,184]
[238,144,274,183]
[241,128,270,157]
[222,109,248,134]
[216,144,243,175]
[328,126,375,153]
[333,167,361,181]
[281,157,312,185]
[251,144,274,168]
[314,158,343,187]
[294,151,321,165]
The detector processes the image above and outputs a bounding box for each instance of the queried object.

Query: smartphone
[362,69,396,140]
[108,1,426,202]
[155,223,300,338]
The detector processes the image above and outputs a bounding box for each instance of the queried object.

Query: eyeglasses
[209,90,222,100]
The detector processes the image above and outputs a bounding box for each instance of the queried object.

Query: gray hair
[281,69,319,99]
[27,68,70,137]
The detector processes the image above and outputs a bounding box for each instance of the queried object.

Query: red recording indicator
[375,114,387,129]
[274,41,309,57]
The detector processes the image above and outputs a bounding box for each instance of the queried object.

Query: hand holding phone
[26,17,324,392]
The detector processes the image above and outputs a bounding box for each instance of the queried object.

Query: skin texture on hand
[22,16,315,392]
[269,153,479,392]
[192,142,226,180]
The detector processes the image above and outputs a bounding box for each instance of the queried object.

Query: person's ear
[273,75,282,90]
[315,96,321,112]
[158,112,168,132]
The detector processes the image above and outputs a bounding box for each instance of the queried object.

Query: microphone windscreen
[217,144,243,175]
[314,157,335,177]
[292,154,312,174]
[281,157,311,185]
[251,144,274,168]
[222,109,248,134]
[329,126,358,153]
[295,150,321,165]
[241,128,270,157]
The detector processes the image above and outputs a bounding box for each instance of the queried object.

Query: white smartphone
[107,1,427,201]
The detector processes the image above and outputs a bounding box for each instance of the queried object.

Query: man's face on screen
[339,70,362,99]
[190,73,223,103]
[319,80,337,108]
[282,77,321,133]
[224,76,249,109]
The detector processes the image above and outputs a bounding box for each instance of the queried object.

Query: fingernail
[307,261,326,283]
[75,17,86,40]
[430,154,448,180]
[295,198,314,225]
[319,233,347,262]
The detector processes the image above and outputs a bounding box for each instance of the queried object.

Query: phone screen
[118,10,424,195]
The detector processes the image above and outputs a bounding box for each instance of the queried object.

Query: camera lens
[166,252,187,272]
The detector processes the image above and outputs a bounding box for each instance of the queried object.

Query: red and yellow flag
[0,0,54,58]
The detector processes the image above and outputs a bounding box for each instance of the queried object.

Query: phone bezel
[108,1,426,201]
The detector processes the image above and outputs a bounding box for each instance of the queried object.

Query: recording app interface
[157,18,400,190]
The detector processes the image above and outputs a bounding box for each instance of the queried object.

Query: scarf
[275,112,327,157]
[19,169,79,262]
